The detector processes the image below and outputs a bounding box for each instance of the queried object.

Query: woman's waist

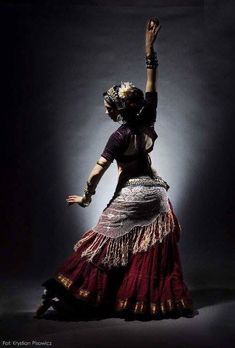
[124,175,170,190]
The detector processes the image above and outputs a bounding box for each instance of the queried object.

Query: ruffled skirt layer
[41,177,193,317]
[41,211,193,317]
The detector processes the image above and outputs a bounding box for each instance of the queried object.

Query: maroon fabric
[46,220,192,315]
[40,90,193,316]
[54,231,111,299]
[116,230,190,306]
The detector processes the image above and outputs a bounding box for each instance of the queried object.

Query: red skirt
[41,202,193,317]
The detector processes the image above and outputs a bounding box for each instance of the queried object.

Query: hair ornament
[118,81,136,99]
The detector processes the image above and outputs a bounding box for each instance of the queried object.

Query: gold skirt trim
[56,274,104,304]
[56,273,73,289]
[115,297,193,315]
[74,288,105,305]
[55,274,193,314]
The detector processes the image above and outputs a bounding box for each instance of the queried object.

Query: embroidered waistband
[125,176,169,190]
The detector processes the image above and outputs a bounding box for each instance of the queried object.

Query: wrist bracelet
[79,195,92,208]
[84,181,96,196]
[146,51,158,69]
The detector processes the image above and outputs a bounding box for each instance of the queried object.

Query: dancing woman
[35,18,194,319]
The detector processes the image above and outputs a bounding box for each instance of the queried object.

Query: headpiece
[103,82,139,111]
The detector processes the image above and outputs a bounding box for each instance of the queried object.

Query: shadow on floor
[36,288,235,322]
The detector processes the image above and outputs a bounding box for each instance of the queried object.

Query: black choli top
[101,91,158,164]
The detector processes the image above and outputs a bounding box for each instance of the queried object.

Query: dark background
[1,0,235,292]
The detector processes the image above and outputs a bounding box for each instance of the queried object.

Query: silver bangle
[78,195,91,208]
[146,51,158,69]
[84,181,96,196]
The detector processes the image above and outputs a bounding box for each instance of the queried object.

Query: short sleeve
[101,128,128,162]
[139,91,158,125]
[145,91,158,108]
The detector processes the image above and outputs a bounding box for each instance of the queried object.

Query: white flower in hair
[118,81,135,99]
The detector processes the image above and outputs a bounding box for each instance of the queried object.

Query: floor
[1,281,235,348]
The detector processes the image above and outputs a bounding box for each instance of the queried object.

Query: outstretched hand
[145,18,161,50]
[66,195,84,206]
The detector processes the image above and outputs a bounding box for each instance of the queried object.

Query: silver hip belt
[125,176,170,191]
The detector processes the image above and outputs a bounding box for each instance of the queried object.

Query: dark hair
[120,87,145,123]
[103,84,145,124]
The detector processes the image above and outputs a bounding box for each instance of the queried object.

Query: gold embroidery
[134,301,145,314]
[167,299,173,311]
[115,297,193,315]
[150,303,160,315]
[57,273,73,289]
[73,288,104,303]
[175,298,193,310]
[116,298,129,311]
[78,288,90,298]
[160,302,166,314]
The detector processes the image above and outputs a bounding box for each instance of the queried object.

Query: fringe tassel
[73,211,175,268]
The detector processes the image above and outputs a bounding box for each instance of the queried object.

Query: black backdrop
[1,0,235,291]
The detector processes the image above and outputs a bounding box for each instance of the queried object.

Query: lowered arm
[66,156,111,207]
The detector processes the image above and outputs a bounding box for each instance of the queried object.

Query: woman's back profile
[35,18,194,320]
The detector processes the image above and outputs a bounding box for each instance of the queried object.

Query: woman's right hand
[66,195,91,207]
[145,18,161,53]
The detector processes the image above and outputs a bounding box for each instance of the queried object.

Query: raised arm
[145,18,161,93]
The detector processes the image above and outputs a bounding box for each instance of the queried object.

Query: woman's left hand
[66,195,84,206]
[145,18,161,52]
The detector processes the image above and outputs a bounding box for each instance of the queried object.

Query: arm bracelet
[96,160,109,168]
[146,51,159,69]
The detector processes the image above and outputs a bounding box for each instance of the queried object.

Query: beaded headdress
[104,82,137,110]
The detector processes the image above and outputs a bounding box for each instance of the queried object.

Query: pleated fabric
[41,200,193,317]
